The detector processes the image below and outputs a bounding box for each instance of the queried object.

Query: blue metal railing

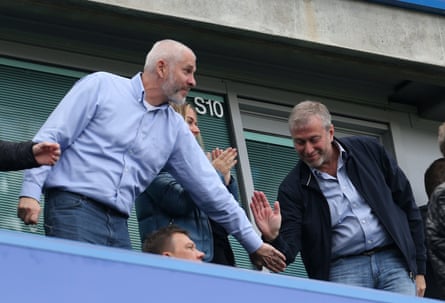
[0,229,440,303]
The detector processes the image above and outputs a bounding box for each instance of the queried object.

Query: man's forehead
[173,232,191,242]
[185,63,196,71]
[181,51,196,67]
[291,125,329,138]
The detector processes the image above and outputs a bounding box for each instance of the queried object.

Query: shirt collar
[131,72,169,112]
[131,72,145,104]
[335,140,347,161]
[336,140,347,170]
[310,140,347,176]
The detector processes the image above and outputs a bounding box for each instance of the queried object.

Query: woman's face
[185,107,200,137]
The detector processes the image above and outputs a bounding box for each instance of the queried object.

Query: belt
[332,244,396,262]
[360,244,396,256]
[45,188,128,219]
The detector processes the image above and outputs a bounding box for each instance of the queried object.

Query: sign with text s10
[187,91,226,119]
[193,96,224,118]
[185,90,233,154]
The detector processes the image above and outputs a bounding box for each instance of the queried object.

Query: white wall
[390,114,442,205]
[90,0,445,68]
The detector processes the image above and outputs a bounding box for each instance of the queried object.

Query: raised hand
[250,191,281,242]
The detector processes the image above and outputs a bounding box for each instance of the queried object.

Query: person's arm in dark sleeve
[0,140,38,171]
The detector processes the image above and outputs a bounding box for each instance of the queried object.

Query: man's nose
[196,250,205,260]
[304,142,314,154]
[188,74,196,87]
[192,125,200,135]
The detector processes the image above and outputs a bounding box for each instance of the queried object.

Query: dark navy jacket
[0,140,38,171]
[270,136,426,281]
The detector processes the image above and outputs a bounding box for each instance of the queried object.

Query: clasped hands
[207,147,237,186]
[249,190,285,272]
[250,243,286,273]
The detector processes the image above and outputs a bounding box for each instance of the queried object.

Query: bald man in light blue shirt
[17,39,285,272]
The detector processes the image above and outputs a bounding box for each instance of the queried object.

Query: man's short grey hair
[288,100,332,133]
[144,39,193,72]
[438,122,445,156]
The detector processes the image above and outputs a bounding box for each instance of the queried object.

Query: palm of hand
[211,147,237,175]
[256,204,281,237]
[250,191,281,240]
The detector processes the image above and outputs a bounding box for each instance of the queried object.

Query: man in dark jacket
[251,100,426,296]
[424,158,445,299]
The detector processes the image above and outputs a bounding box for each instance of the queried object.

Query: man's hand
[415,274,426,297]
[33,142,61,166]
[17,197,41,224]
[250,243,286,273]
[250,191,281,241]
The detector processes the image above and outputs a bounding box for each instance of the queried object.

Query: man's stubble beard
[162,73,187,105]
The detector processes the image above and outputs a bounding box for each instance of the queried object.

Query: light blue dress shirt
[312,142,392,259]
[20,72,262,253]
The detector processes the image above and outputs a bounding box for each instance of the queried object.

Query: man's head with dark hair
[424,158,445,199]
[142,225,204,262]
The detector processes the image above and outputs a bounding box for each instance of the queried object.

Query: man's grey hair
[144,39,194,72]
[288,100,332,133]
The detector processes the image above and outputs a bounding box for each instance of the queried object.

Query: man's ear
[162,251,172,257]
[157,60,167,78]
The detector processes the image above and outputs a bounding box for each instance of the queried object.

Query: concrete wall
[90,0,445,67]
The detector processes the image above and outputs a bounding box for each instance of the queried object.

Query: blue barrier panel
[370,0,445,15]
[0,229,440,303]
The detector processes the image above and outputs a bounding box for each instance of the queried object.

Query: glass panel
[245,132,308,278]
[0,63,79,236]
[0,62,142,250]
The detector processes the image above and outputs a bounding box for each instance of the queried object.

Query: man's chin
[169,96,186,105]
[303,159,322,169]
